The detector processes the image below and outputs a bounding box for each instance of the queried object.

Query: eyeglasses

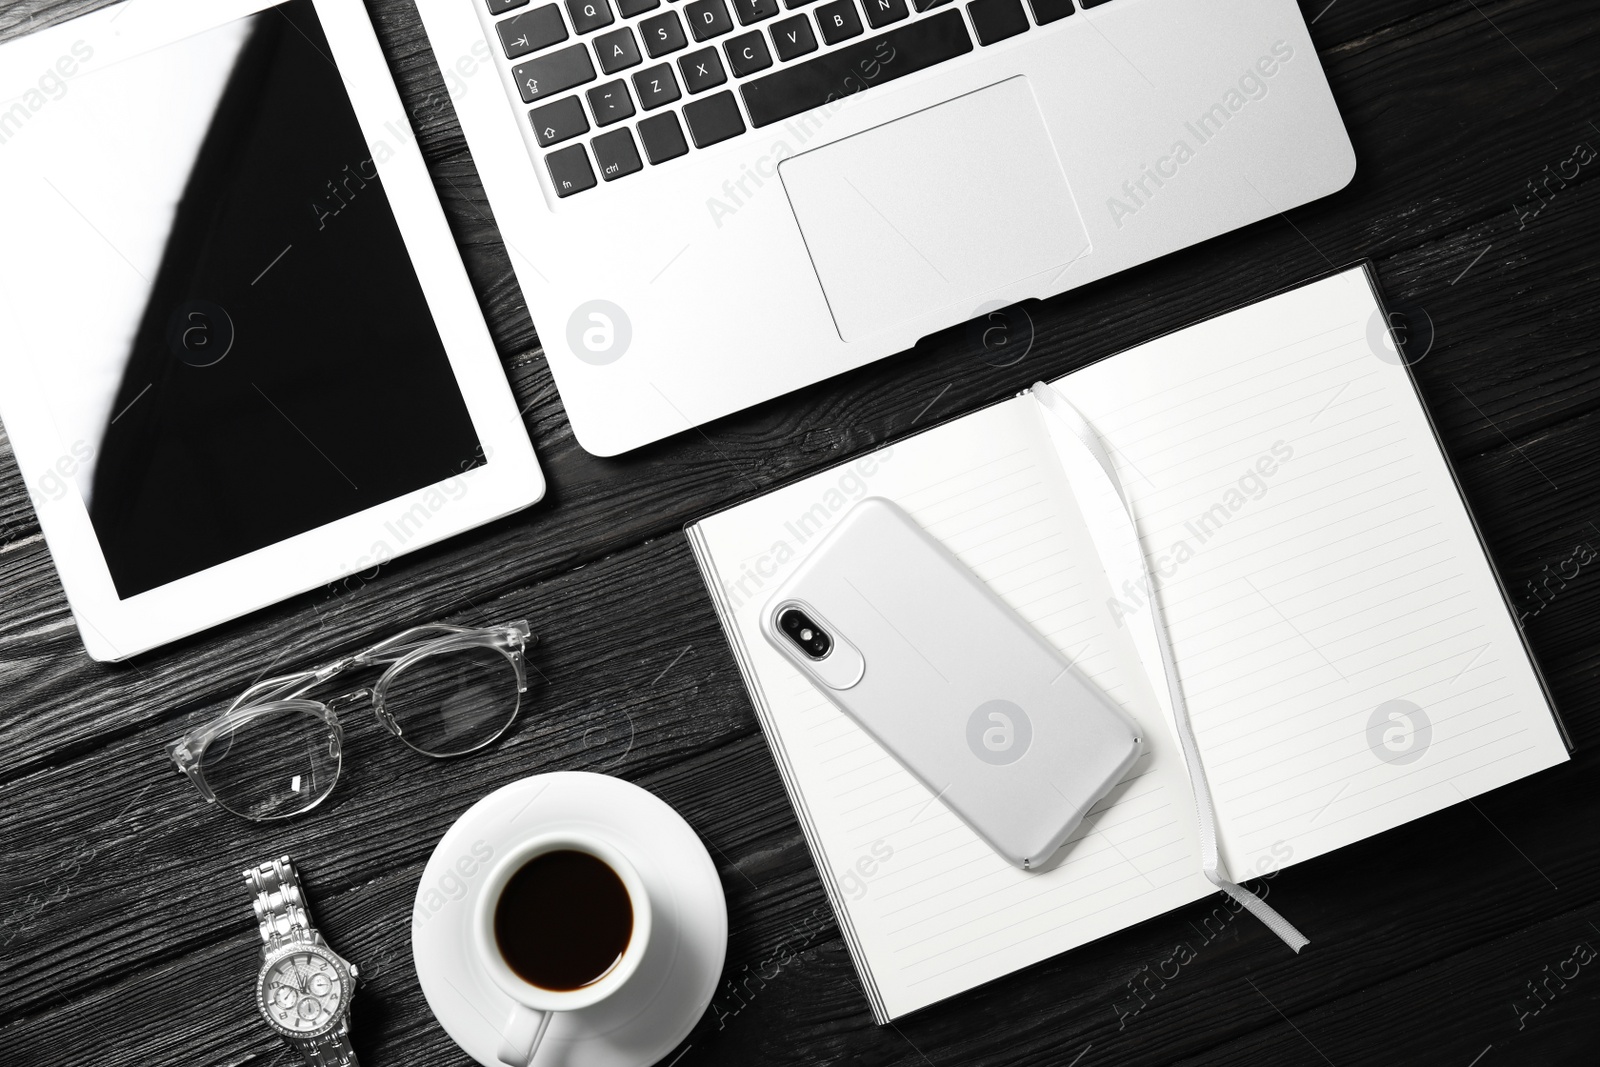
[168,621,534,821]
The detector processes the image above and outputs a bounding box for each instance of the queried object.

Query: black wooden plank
[2,0,1599,1065]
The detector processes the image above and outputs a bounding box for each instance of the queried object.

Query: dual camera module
[779,607,832,660]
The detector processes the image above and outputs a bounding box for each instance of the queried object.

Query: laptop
[415,0,1355,455]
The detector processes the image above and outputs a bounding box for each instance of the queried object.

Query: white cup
[472,832,653,1066]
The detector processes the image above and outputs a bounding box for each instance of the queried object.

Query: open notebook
[687,265,1570,1022]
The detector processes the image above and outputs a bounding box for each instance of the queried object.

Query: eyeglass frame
[167,620,534,817]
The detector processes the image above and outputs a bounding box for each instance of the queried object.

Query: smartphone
[761,497,1143,869]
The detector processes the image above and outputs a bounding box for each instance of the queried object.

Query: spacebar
[739,10,974,129]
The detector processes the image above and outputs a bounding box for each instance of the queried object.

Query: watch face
[256,945,349,1038]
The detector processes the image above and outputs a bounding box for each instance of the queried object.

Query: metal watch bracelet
[245,855,316,947]
[245,857,359,1067]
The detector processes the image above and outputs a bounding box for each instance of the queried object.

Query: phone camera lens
[778,608,832,660]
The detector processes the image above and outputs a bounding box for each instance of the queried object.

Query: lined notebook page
[692,398,1215,1020]
[1045,267,1568,878]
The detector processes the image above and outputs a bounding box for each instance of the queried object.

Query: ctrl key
[592,128,643,181]
[546,143,597,197]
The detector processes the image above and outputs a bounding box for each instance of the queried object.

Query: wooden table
[3,0,1597,1063]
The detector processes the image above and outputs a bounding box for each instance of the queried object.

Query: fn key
[546,143,596,196]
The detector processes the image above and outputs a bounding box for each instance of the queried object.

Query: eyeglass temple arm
[223,624,532,708]
[351,621,533,666]
[228,659,356,711]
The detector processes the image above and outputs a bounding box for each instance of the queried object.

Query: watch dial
[261,950,345,1034]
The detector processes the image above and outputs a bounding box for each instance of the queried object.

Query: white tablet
[0,0,545,661]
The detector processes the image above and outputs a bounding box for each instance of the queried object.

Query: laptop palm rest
[779,76,1089,343]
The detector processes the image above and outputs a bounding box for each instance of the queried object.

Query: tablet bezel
[0,0,544,661]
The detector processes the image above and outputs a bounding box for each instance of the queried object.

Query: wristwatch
[244,856,361,1067]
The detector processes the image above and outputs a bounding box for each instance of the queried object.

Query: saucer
[413,772,727,1067]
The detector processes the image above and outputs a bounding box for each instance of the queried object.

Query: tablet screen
[3,0,483,598]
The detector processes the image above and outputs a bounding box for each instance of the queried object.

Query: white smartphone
[761,497,1143,869]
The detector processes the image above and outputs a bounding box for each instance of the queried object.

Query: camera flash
[800,628,814,641]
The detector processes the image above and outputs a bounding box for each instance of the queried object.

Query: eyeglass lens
[200,703,341,821]
[379,644,521,757]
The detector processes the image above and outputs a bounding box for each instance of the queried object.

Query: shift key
[512,44,597,104]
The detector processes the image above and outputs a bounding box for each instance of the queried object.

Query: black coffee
[493,849,633,991]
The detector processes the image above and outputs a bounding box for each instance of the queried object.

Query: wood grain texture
[2,0,1598,1064]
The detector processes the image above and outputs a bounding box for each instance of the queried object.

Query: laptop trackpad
[779,76,1089,343]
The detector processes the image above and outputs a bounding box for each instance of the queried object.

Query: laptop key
[815,0,863,44]
[967,0,1027,44]
[911,0,954,10]
[725,30,773,76]
[488,0,530,14]
[640,10,689,56]
[499,5,568,59]
[546,143,597,196]
[740,9,972,127]
[528,95,590,146]
[616,0,661,14]
[733,0,780,24]
[861,0,908,29]
[682,90,746,147]
[592,127,644,180]
[1027,0,1074,22]
[595,27,643,72]
[513,44,597,103]
[632,62,683,108]
[565,0,615,33]
[586,79,637,125]
[770,13,818,60]
[637,111,690,163]
[685,0,735,41]
[679,47,728,92]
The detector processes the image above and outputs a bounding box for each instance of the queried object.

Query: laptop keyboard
[483,0,1096,197]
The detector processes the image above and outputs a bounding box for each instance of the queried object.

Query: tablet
[0,0,544,660]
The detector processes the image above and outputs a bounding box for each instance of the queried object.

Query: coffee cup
[472,831,653,1066]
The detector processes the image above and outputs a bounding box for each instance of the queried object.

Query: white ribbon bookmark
[1031,382,1310,953]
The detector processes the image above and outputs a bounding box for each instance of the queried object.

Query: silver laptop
[415,0,1354,455]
